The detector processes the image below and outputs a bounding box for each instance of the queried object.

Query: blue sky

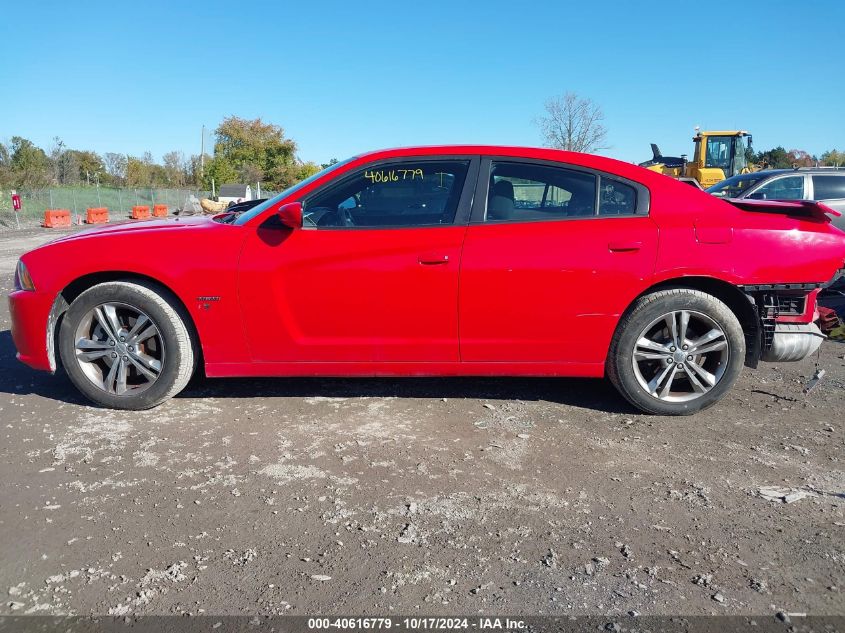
[1,0,842,166]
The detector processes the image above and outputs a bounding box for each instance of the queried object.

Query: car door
[810,174,845,232]
[238,156,478,363]
[459,158,659,365]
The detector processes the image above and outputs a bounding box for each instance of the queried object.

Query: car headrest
[492,179,515,201]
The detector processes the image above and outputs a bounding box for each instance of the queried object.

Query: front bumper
[761,323,825,363]
[8,290,56,372]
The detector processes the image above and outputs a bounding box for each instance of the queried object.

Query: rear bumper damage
[739,284,828,366]
[761,323,825,362]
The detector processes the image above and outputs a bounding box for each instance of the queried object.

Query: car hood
[44,216,214,245]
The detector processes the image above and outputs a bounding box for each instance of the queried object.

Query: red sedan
[9,146,845,414]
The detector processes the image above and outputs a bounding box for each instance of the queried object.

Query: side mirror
[277,201,302,229]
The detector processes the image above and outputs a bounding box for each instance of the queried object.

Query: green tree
[0,142,11,187]
[205,116,311,190]
[149,163,169,186]
[205,155,239,191]
[297,161,321,181]
[753,146,791,168]
[70,150,106,184]
[754,147,819,168]
[126,156,151,187]
[820,149,845,166]
[129,151,170,187]
[10,136,51,187]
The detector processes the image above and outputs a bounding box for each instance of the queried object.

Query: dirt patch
[0,229,843,616]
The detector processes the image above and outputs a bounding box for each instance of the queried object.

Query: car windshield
[706,172,771,198]
[704,136,733,170]
[231,157,356,225]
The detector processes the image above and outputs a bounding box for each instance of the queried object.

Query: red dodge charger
[9,146,845,414]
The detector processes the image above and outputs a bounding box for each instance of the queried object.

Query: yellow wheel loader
[640,129,755,189]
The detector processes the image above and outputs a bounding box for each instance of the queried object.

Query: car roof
[351,145,663,185]
[356,144,588,160]
[755,168,845,177]
[752,169,793,177]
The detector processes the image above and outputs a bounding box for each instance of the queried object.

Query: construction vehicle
[640,129,755,189]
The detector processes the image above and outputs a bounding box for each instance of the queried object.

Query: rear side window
[485,162,596,222]
[747,176,805,200]
[812,175,845,200]
[599,178,637,215]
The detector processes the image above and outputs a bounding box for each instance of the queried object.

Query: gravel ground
[0,227,843,617]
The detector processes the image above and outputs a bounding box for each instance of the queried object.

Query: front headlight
[14,260,35,291]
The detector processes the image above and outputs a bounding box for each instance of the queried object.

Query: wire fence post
[118,188,123,217]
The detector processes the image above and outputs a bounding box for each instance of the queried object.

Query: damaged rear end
[739,283,826,364]
[727,198,845,366]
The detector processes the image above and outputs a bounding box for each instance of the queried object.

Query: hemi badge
[197,296,221,302]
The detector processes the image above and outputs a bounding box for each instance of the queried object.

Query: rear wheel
[607,289,745,415]
[59,281,194,410]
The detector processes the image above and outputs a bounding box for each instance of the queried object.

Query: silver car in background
[707,168,845,232]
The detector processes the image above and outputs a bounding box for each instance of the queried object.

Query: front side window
[812,175,845,200]
[485,162,596,222]
[233,157,355,225]
[304,160,469,228]
[747,176,805,200]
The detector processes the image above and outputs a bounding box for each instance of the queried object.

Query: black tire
[607,288,745,416]
[59,280,195,410]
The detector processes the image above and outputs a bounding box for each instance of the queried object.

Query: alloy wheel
[631,310,729,403]
[73,302,165,396]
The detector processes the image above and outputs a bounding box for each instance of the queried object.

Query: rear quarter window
[599,178,637,216]
[812,175,845,200]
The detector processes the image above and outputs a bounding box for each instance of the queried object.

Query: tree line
[0,116,326,192]
[751,147,844,169]
[4,109,841,193]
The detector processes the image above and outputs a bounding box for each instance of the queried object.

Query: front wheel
[607,289,745,416]
[59,281,195,410]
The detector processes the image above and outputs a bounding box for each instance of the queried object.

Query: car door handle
[418,253,451,265]
[608,241,642,252]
